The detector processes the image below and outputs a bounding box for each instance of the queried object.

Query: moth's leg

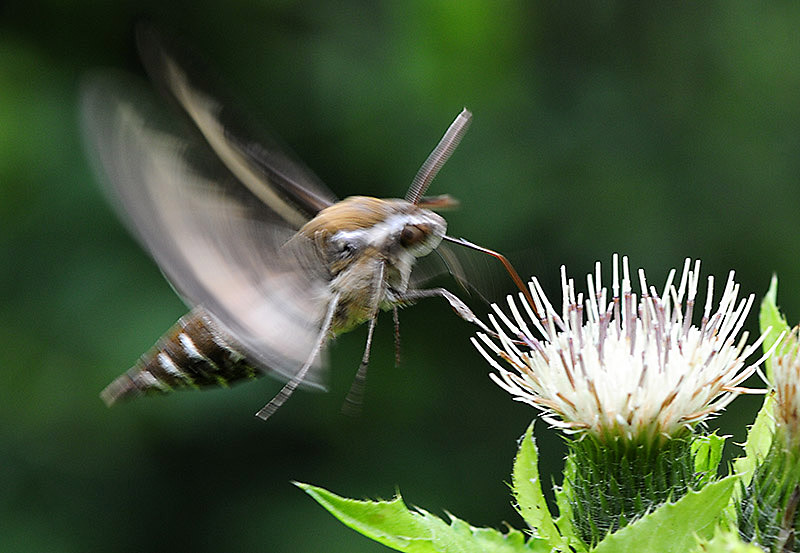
[341,313,377,417]
[392,306,401,367]
[342,262,386,416]
[255,292,341,421]
[393,287,495,336]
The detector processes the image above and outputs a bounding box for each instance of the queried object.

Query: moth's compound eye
[336,240,355,257]
[400,223,430,248]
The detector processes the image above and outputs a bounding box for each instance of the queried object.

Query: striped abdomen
[101,307,262,406]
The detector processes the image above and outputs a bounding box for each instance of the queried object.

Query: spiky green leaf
[552,454,585,552]
[759,275,789,382]
[295,482,545,553]
[511,422,562,547]
[733,394,775,487]
[592,476,736,553]
[693,432,726,485]
[693,526,764,553]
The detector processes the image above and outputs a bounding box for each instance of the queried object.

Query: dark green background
[2,2,799,552]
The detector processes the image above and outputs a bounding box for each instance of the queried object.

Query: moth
[81,25,517,420]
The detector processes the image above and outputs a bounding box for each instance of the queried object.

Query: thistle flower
[739,327,800,552]
[473,254,767,443]
[773,327,800,448]
[473,255,769,546]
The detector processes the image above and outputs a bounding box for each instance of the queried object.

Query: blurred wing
[81,72,332,389]
[136,22,337,226]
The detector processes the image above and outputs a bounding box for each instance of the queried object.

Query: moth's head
[299,108,471,280]
[300,196,446,269]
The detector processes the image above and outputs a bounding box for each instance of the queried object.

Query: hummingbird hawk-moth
[81,25,515,420]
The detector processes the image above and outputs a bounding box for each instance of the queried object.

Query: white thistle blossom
[473,255,769,440]
[772,327,800,441]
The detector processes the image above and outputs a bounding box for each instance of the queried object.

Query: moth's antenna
[442,236,540,318]
[406,108,472,205]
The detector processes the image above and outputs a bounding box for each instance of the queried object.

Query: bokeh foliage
[2,2,800,552]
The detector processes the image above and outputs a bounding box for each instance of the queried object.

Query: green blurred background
[2,2,800,551]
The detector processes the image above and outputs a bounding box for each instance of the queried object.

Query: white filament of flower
[473,255,769,439]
